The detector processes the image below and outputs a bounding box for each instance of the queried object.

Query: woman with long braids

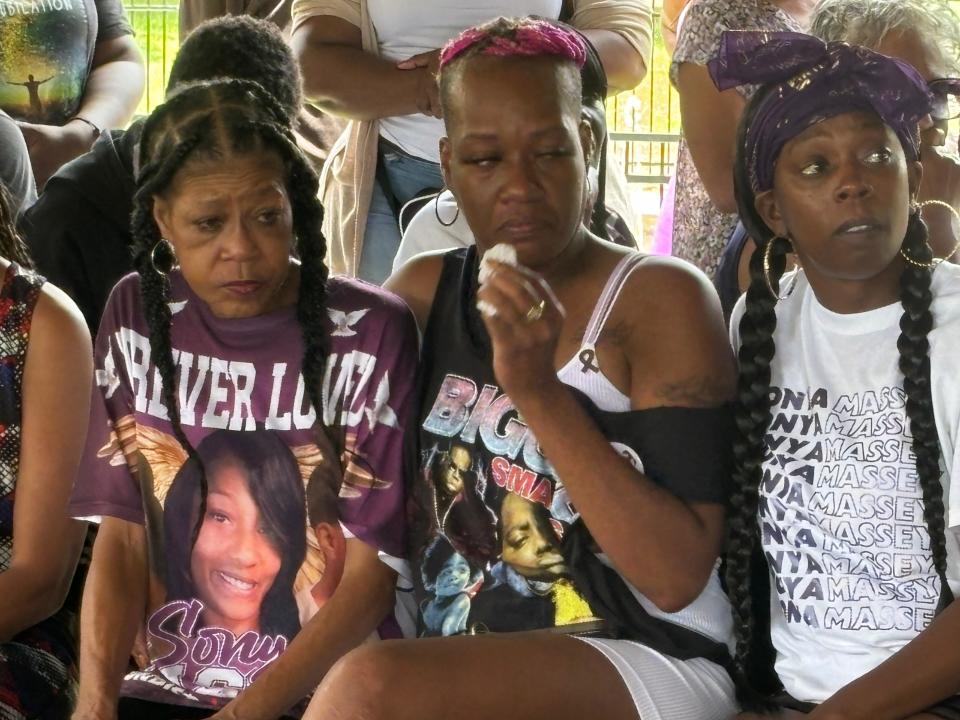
[67,78,418,720]
[0,171,93,715]
[303,18,738,720]
[718,31,960,719]
[713,0,960,320]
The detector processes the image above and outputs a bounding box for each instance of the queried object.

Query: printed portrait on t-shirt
[163,430,306,643]
[96,422,351,699]
[424,442,496,564]
[0,1,98,124]
[420,536,483,636]
[415,381,599,636]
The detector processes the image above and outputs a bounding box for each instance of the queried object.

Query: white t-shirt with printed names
[368,0,561,162]
[730,264,960,704]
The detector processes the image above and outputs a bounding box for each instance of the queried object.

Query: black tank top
[408,248,735,669]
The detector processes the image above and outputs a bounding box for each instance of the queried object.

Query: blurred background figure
[0,0,144,187]
[670,0,814,278]
[178,0,344,172]
[291,0,653,283]
[0,106,93,720]
[649,0,694,258]
[179,0,291,35]
[660,0,694,54]
[0,111,36,219]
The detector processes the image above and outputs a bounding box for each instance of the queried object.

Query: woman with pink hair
[291,1,653,284]
[302,18,738,720]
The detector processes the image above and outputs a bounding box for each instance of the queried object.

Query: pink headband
[439,19,587,70]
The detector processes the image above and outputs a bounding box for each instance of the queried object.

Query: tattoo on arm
[653,376,731,407]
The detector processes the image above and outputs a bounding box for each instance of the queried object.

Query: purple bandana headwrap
[708,31,933,193]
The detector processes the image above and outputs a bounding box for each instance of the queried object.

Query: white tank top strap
[580,253,649,350]
[557,253,648,413]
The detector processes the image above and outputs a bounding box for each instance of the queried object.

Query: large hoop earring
[150,238,176,275]
[435,192,460,228]
[763,236,798,302]
[905,199,960,266]
[900,244,941,269]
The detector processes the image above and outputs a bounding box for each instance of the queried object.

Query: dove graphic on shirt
[95,346,121,399]
[328,308,370,337]
[364,372,398,431]
[169,300,188,315]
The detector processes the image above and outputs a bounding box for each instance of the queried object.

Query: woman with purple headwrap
[722,30,960,720]
[301,16,739,720]
[715,0,960,320]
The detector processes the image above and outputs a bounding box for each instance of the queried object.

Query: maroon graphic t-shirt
[69,270,417,712]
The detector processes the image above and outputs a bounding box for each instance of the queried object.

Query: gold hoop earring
[911,199,960,264]
[150,238,176,275]
[762,236,797,302]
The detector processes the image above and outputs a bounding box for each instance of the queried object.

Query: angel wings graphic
[97,417,393,595]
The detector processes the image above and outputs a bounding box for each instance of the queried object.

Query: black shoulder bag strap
[559,0,575,22]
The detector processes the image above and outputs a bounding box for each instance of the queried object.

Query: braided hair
[167,15,303,123]
[725,85,951,710]
[131,78,335,546]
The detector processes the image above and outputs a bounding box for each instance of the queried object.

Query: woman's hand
[476,260,565,401]
[396,49,442,118]
[396,49,441,73]
[18,120,97,187]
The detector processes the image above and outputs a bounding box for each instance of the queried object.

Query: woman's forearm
[78,36,145,130]
[812,599,960,720]
[292,30,428,120]
[0,547,82,641]
[72,519,148,720]
[513,379,723,612]
[216,539,397,720]
[580,28,648,94]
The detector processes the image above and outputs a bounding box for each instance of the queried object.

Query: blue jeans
[360,138,443,284]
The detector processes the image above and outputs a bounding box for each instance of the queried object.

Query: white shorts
[577,637,737,720]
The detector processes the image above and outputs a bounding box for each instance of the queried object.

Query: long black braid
[724,86,951,712]
[898,215,952,604]
[724,89,788,703]
[130,78,336,546]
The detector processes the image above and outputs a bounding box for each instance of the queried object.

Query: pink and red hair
[439,17,587,70]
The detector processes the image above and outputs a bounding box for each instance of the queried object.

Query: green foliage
[124,1,179,116]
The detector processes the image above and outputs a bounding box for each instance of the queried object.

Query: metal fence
[609,1,680,188]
